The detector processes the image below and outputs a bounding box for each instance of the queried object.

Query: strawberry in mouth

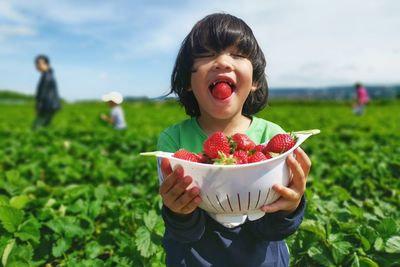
[209,80,236,100]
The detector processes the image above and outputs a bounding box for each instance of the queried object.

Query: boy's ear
[250,83,257,92]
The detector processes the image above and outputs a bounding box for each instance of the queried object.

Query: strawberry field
[0,100,399,266]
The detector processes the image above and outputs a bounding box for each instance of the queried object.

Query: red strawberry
[264,133,296,154]
[197,152,209,163]
[233,150,248,164]
[203,132,230,159]
[248,151,268,163]
[173,149,201,162]
[264,152,272,159]
[231,133,256,151]
[211,82,233,100]
[254,144,266,153]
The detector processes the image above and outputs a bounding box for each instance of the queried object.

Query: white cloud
[4,0,118,25]
[111,0,400,87]
[0,24,35,37]
[42,2,117,25]
[0,1,29,23]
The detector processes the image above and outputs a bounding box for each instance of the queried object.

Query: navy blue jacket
[162,196,306,267]
[35,68,61,112]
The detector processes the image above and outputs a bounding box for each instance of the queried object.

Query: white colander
[142,129,319,225]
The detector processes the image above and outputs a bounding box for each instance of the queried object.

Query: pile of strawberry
[173,132,297,164]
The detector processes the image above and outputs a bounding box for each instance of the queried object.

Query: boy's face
[35,59,49,73]
[108,101,117,107]
[190,46,256,120]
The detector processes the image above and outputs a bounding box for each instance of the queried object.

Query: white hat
[102,91,123,104]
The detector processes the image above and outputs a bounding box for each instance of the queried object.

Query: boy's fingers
[161,158,173,177]
[261,198,290,213]
[287,155,306,189]
[273,184,299,201]
[159,165,184,195]
[181,196,202,214]
[164,175,192,203]
[174,187,200,210]
[294,148,311,178]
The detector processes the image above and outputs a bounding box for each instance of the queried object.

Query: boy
[157,13,309,267]
[33,55,61,129]
[100,91,127,129]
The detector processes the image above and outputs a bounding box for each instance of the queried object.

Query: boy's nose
[213,54,234,71]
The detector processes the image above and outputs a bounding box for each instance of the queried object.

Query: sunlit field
[0,100,399,266]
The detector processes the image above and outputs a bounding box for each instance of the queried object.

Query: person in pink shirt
[353,82,369,115]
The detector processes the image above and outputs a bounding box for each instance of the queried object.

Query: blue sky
[0,0,399,100]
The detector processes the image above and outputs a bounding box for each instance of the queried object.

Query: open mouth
[208,79,236,100]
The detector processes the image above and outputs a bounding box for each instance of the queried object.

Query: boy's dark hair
[35,54,50,65]
[355,82,362,89]
[170,13,268,117]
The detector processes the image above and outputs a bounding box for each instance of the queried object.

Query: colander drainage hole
[226,194,233,212]
[237,194,241,211]
[206,195,219,212]
[263,188,271,205]
[247,192,250,210]
[215,195,225,212]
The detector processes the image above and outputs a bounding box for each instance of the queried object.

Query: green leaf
[88,200,102,219]
[94,184,108,200]
[330,186,351,201]
[15,217,41,244]
[0,205,24,233]
[85,241,103,259]
[0,195,9,205]
[1,239,15,267]
[358,225,378,246]
[359,235,370,251]
[46,217,86,238]
[376,218,398,238]
[134,226,158,258]
[9,195,30,209]
[347,205,364,218]
[307,246,334,267]
[6,243,33,266]
[359,256,379,267]
[5,170,19,181]
[300,219,326,240]
[350,252,359,267]
[331,241,352,264]
[144,210,158,230]
[7,261,30,267]
[0,236,9,256]
[52,238,71,257]
[1,170,28,196]
[385,236,400,254]
[373,237,384,251]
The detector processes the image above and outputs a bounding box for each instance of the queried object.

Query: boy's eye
[231,53,246,59]
[194,53,216,58]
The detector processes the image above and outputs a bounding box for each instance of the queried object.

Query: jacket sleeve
[247,195,306,241]
[37,72,60,111]
[162,205,206,243]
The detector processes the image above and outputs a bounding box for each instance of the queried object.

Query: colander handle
[292,129,321,135]
[140,151,173,158]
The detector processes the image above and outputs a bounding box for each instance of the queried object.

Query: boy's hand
[261,147,311,214]
[159,158,202,216]
[100,114,107,120]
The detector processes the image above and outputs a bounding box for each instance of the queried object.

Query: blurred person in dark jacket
[33,55,61,129]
